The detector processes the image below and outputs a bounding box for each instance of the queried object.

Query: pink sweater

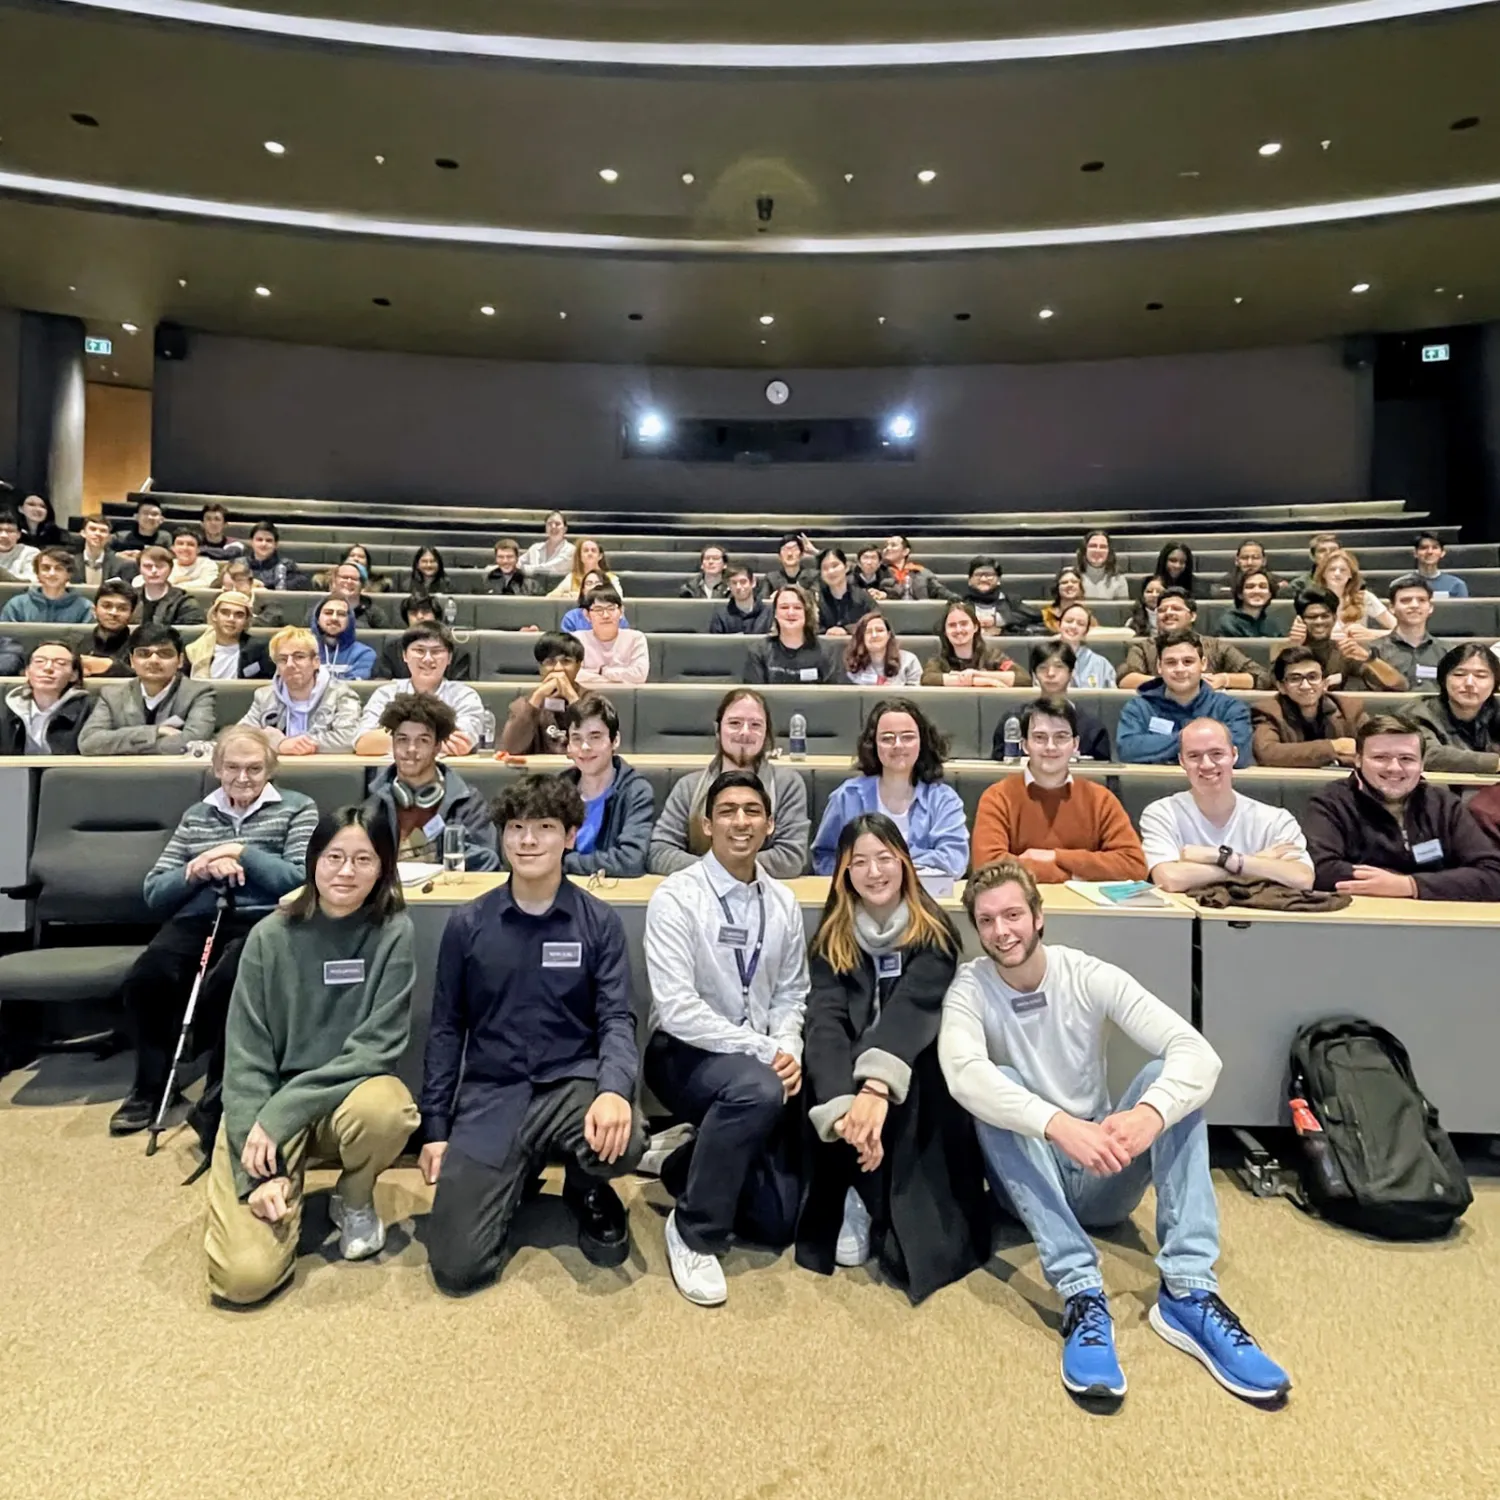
[577,628,650,685]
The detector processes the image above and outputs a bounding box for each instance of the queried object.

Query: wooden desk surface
[1195,894,1500,928]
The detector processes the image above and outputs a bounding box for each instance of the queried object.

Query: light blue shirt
[812,776,969,876]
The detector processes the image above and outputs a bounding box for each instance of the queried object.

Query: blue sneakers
[1150,1289,1291,1403]
[1060,1291,1127,1398]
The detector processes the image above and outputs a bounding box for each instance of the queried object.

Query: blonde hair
[268,625,317,660]
[567,537,610,592]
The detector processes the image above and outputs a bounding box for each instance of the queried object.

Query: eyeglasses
[588,603,621,615]
[849,854,900,874]
[1027,733,1076,749]
[31,656,72,671]
[567,733,613,751]
[132,646,179,661]
[877,733,921,749]
[1282,672,1323,688]
[407,646,449,661]
[274,651,316,666]
[317,849,380,872]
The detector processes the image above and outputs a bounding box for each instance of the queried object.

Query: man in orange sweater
[971,698,1147,882]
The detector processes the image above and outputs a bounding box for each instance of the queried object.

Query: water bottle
[442,595,457,626]
[1002,715,1022,762]
[1289,1092,1352,1200]
[789,712,807,761]
[478,709,496,751]
[441,824,466,883]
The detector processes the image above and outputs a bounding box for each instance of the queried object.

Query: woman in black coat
[796,812,989,1302]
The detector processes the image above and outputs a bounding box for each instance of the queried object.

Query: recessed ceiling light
[1234,296,1245,304]
[760,339,767,345]
[558,310,568,319]
[263,140,285,155]
[1456,292,1465,300]
[916,169,937,183]
[1320,139,1332,150]
[599,168,619,182]
[759,314,775,325]
[374,154,386,165]
[1178,169,1201,179]
[1038,308,1055,319]
[876,316,886,325]
[372,297,391,307]
[843,172,854,184]
[680,171,695,184]
[177,278,187,288]
[67,284,77,293]
[1080,161,1104,173]
[254,285,272,297]
[1258,141,1282,157]
[479,304,495,316]
[1350,281,1370,294]
[121,322,138,333]
[434,157,459,170]
[1450,116,1481,131]
[70,113,99,128]
[1435,286,1446,293]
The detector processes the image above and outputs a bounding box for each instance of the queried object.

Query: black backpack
[1288,1015,1472,1240]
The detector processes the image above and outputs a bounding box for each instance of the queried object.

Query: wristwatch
[1216,845,1234,868]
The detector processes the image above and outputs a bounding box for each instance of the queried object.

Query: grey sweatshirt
[647,758,810,879]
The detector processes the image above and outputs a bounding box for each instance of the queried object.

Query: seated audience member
[1041,567,1086,633]
[1303,714,1500,900]
[0,511,38,583]
[972,698,1145,880]
[77,580,138,677]
[135,545,207,627]
[1021,643,1112,760]
[1139,719,1313,892]
[1117,630,1252,768]
[1313,548,1395,641]
[710,564,773,635]
[421,774,645,1294]
[16,493,72,550]
[881,534,953,602]
[109,726,317,1135]
[1409,643,1500,774]
[499,631,584,755]
[1250,648,1365,768]
[1148,541,1201,599]
[962,556,1027,633]
[376,594,474,680]
[922,600,1029,688]
[76,514,134,587]
[197,503,244,561]
[205,806,420,1303]
[309,594,377,681]
[852,544,894,598]
[760,533,819,596]
[572,587,649,686]
[843,612,922,687]
[363,693,500,872]
[356,623,483,755]
[78,623,217,755]
[1280,587,1404,692]
[681,545,730,600]
[325,560,389,630]
[553,693,654,878]
[108,498,171,558]
[643,771,810,1306]
[314,544,386,594]
[1127,575,1166,638]
[1412,531,1467,597]
[813,699,968,878]
[798,815,988,1299]
[648,688,810,878]
[521,510,576,577]
[1285,531,1341,596]
[0,640,89,755]
[1369,575,1448,689]
[1056,604,1117,688]
[939,859,1290,1404]
[0,635,23,676]
[245,523,306,591]
[484,536,535,596]
[1211,539,1285,600]
[240,626,361,756]
[745,584,838,684]
[814,548,872,636]
[0,546,93,623]
[222,559,286,627]
[1118,589,1269,690]
[1217,569,1280,639]
[1077,530,1130,601]
[169,529,221,590]
[548,538,620,601]
[560,569,628,633]
[184,590,273,681]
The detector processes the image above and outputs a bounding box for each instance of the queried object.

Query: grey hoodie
[240,667,361,752]
[647,757,810,879]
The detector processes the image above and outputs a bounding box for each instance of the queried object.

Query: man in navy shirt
[420,774,645,1294]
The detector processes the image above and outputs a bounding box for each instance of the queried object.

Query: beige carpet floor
[2,1054,1495,1500]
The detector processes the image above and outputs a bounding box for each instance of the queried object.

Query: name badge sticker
[1415,664,1438,681]
[1010,990,1048,1017]
[542,942,583,968]
[543,696,568,712]
[876,952,903,979]
[1412,838,1444,865]
[243,663,262,677]
[1432,591,1451,600]
[1147,716,1175,736]
[324,959,366,985]
[799,667,820,681]
[422,813,446,839]
[718,924,750,946]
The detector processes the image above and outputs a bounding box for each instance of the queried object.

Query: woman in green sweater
[204,806,420,1306]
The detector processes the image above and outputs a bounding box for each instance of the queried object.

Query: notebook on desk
[1065,879,1174,909]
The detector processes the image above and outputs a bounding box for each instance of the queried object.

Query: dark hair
[715,687,775,755]
[573,570,609,609]
[1414,531,1443,549]
[855,697,949,783]
[936,599,998,672]
[816,547,847,570]
[1029,640,1077,675]
[698,544,726,565]
[584,585,623,611]
[1437,641,1496,707]
[1272,645,1324,682]
[1051,567,1084,607]
[726,562,755,583]
[1231,569,1271,611]
[135,497,162,515]
[400,620,455,657]
[768,582,818,636]
[0,509,21,529]
[27,637,84,684]
[1157,584,1196,612]
[564,691,621,740]
[140,544,173,568]
[1076,530,1117,576]
[95,579,136,609]
[1295,586,1339,617]
[494,536,520,553]
[886,532,911,551]
[376,690,457,742]
[409,546,448,591]
[857,543,882,560]
[844,612,900,677]
[172,526,204,547]
[533,630,585,666]
[36,545,74,571]
[1152,542,1196,594]
[1357,713,1424,752]
[251,521,279,541]
[1020,695,1078,738]
[127,622,184,656]
[777,531,803,551]
[492,773,585,833]
[286,805,403,923]
[399,592,441,624]
[966,554,1001,578]
[1154,626,1204,657]
[313,593,351,633]
[705,768,770,816]
[200,503,227,521]
[1387,572,1433,602]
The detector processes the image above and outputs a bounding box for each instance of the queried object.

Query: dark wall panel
[153,331,1373,514]
[0,308,20,487]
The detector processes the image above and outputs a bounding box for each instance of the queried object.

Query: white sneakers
[329,1193,387,1262]
[835,1187,872,1268]
[637,1122,697,1179]
[665,1210,727,1306]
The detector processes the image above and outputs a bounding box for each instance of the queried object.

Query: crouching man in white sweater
[939,857,1290,1407]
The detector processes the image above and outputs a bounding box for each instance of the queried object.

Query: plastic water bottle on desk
[1002,715,1022,762]
[478,709,496,751]
[441,824,466,883]
[789,712,807,761]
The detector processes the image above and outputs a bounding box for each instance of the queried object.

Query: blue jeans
[975,1060,1219,1301]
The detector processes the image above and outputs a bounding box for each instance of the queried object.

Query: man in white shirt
[0,511,39,583]
[354,623,484,755]
[643,770,810,1307]
[1140,718,1314,893]
[939,858,1290,1405]
[521,510,576,577]
[572,588,650,686]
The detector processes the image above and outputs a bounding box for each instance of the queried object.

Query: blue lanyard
[715,883,766,1007]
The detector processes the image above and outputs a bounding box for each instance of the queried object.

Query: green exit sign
[84,336,113,356]
[1421,343,1450,363]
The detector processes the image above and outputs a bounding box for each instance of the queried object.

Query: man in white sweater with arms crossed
[939,858,1290,1406]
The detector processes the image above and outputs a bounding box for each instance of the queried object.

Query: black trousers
[644,1032,801,1257]
[120,913,258,1093]
[426,1079,646,1296]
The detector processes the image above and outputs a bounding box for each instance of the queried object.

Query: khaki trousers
[204,1074,419,1306]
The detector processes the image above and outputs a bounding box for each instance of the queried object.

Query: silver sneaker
[330,1193,386,1262]
[835,1187,872,1268]
[664,1210,726,1306]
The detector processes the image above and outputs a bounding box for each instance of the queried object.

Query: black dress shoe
[109,1088,159,1136]
[563,1177,630,1268]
